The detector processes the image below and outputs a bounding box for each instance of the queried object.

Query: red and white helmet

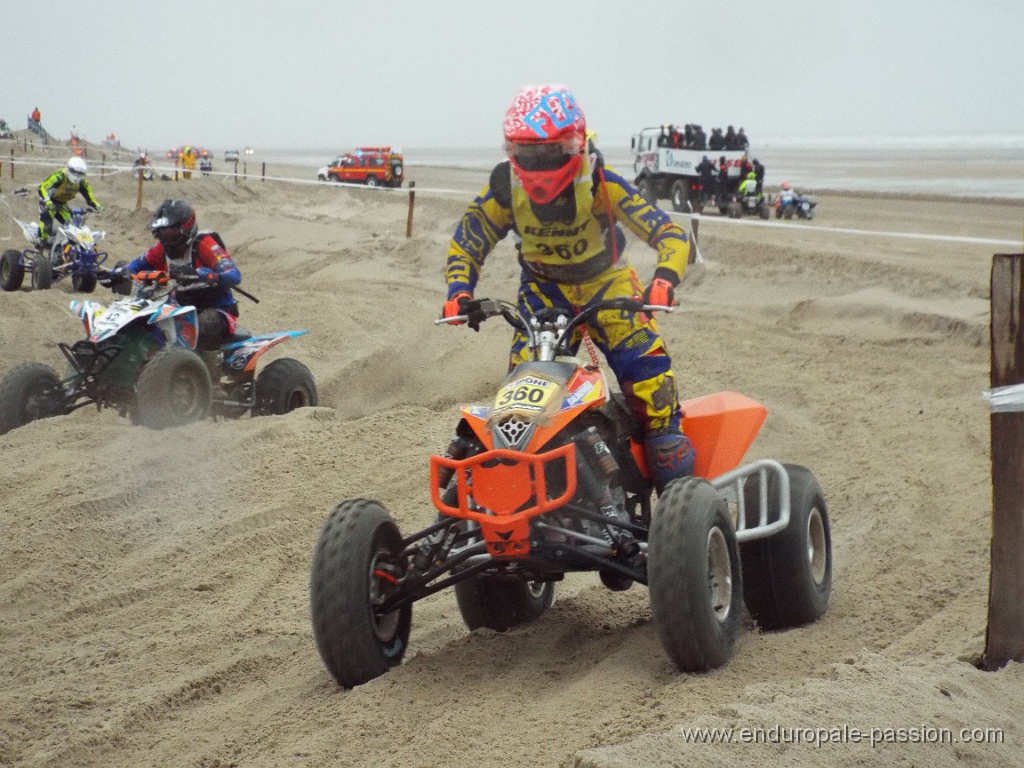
[503,85,586,204]
[781,181,792,191]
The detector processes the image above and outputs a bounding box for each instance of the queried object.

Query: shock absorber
[576,426,619,482]
[573,428,635,554]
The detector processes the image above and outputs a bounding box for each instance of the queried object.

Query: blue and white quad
[0,271,318,435]
[1,208,115,293]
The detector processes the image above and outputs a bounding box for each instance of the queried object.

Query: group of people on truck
[657,124,749,152]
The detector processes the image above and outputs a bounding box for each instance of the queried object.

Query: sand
[2,135,1024,767]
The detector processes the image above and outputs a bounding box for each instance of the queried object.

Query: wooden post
[234,160,238,183]
[261,162,266,182]
[985,252,1024,670]
[174,157,179,182]
[101,152,106,179]
[405,181,416,238]
[9,149,13,179]
[135,167,145,211]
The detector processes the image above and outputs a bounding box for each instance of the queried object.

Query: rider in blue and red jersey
[124,198,242,352]
[442,84,696,489]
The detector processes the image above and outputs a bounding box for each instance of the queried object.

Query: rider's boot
[645,431,696,494]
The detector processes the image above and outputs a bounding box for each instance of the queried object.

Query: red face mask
[507,140,583,204]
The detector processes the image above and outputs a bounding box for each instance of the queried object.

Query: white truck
[631,126,748,214]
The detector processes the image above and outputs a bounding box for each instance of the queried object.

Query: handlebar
[435,296,674,327]
[435,296,675,360]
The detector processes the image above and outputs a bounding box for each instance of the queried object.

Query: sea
[262,134,1024,200]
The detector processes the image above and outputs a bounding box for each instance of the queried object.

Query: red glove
[642,275,676,307]
[442,291,473,323]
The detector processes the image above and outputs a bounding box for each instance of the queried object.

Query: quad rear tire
[131,348,212,429]
[310,499,412,688]
[648,477,742,672]
[739,464,832,630]
[1,250,25,291]
[0,363,65,435]
[253,358,318,416]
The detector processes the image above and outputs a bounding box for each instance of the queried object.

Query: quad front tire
[648,477,742,672]
[32,252,53,290]
[740,464,832,630]
[310,499,412,688]
[131,348,212,429]
[253,358,318,416]
[72,272,97,293]
[0,363,65,435]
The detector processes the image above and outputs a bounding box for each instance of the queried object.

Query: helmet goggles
[505,138,580,171]
[153,224,187,247]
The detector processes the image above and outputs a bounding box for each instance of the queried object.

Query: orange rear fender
[680,391,768,479]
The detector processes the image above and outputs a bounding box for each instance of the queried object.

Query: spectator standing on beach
[696,155,717,204]
[717,155,733,198]
[133,152,152,180]
[752,158,765,194]
[31,107,41,124]
[180,146,197,179]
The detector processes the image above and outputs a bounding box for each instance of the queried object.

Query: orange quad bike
[310,296,833,688]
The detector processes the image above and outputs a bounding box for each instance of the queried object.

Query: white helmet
[66,156,88,184]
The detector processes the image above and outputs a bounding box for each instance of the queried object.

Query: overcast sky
[4,0,1021,153]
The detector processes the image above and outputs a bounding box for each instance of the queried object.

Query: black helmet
[150,199,197,254]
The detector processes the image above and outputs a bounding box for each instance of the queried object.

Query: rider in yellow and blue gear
[442,84,695,488]
[37,157,101,249]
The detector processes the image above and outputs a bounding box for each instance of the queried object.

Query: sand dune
[1,148,1022,767]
